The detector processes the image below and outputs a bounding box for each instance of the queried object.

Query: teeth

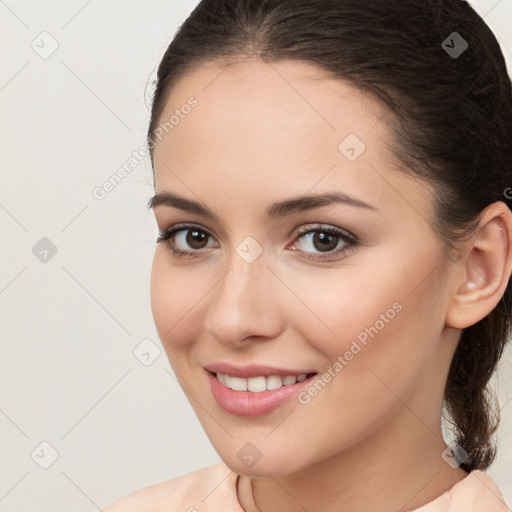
[283,375,297,386]
[216,373,311,392]
[247,376,266,392]
[266,375,283,390]
[230,377,248,391]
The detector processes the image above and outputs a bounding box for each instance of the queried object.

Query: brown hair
[147,0,512,472]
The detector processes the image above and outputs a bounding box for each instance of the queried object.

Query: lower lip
[206,371,316,417]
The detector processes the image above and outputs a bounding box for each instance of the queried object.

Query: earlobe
[446,202,512,330]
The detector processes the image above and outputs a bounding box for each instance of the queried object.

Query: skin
[112,58,512,511]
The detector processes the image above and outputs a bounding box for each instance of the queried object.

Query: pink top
[103,462,510,511]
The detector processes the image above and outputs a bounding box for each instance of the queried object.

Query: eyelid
[157,222,211,235]
[292,223,356,240]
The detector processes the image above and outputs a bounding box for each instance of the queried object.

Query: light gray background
[1,1,511,510]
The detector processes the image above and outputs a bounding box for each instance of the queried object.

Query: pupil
[314,232,337,252]
[187,230,207,249]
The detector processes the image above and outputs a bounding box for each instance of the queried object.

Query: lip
[205,367,318,417]
[204,362,316,378]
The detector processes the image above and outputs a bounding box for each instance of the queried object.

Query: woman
[104,0,512,510]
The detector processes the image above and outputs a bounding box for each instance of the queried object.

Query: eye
[156,223,218,259]
[156,223,359,262]
[290,225,358,261]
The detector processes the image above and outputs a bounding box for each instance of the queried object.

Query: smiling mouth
[206,369,319,416]
[211,371,318,392]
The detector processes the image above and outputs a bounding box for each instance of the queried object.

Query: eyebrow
[148,190,378,218]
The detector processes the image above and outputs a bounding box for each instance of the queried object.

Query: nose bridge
[225,252,260,301]
[220,234,270,301]
[205,241,282,344]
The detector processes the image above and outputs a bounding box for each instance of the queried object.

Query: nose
[205,247,285,348]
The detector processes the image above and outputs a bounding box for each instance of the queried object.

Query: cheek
[285,247,447,375]
[276,278,446,469]
[304,275,446,411]
[277,259,404,355]
[150,250,207,354]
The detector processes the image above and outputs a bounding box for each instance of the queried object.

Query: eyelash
[156,223,359,262]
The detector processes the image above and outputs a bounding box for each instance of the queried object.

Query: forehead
[152,58,434,224]
[157,57,384,141]
[154,57,388,171]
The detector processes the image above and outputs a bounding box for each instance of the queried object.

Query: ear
[446,201,512,329]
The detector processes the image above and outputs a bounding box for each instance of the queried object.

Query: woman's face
[150,58,460,477]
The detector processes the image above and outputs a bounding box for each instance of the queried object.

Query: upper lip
[205,362,316,378]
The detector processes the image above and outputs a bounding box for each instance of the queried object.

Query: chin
[220,449,308,479]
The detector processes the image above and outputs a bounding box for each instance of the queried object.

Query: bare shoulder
[102,462,236,512]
